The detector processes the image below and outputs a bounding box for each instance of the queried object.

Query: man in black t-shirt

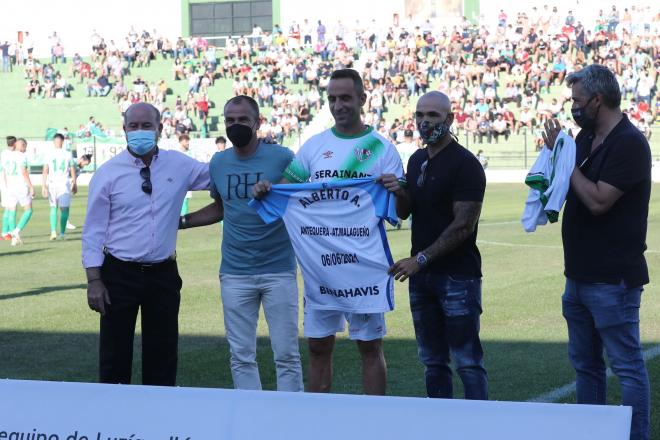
[380,91,488,400]
[543,64,650,440]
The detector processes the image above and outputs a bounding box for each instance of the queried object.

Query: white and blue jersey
[250,178,398,313]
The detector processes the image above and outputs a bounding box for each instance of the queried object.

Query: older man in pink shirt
[82,102,214,386]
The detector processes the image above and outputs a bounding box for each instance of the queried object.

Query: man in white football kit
[254,69,406,395]
[2,137,35,245]
[396,129,420,172]
[65,154,93,230]
[0,136,17,240]
[42,133,77,240]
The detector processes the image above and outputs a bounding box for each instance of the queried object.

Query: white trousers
[220,271,303,391]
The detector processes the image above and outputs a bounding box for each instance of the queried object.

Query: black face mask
[226,123,254,148]
[571,96,600,131]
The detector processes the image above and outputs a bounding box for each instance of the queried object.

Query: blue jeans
[409,273,488,399]
[562,278,650,440]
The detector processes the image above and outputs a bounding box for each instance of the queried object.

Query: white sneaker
[66,221,77,230]
[50,231,57,241]
[10,229,22,246]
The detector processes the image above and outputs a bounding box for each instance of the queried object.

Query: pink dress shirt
[82,148,210,267]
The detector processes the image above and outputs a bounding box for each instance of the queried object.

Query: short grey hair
[566,64,621,108]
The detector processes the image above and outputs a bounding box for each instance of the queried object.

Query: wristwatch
[416,252,429,267]
[179,215,188,230]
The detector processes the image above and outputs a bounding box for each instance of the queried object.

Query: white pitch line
[477,240,660,255]
[477,240,563,250]
[529,344,660,403]
[479,221,519,226]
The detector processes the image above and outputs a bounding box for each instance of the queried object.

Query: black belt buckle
[138,262,155,272]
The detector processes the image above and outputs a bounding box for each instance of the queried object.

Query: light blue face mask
[126,130,157,156]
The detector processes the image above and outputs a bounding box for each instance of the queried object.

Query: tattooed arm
[389,201,482,282]
[422,201,482,262]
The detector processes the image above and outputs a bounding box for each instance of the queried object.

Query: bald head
[417,91,452,114]
[415,91,454,146]
[123,103,161,133]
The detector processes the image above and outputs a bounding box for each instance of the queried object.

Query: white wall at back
[0,0,181,58]
[279,0,406,32]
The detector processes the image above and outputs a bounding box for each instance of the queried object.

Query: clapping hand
[542,119,562,151]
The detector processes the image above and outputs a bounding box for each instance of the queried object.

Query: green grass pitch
[0,183,658,437]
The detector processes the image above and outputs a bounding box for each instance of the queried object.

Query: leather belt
[103,248,176,272]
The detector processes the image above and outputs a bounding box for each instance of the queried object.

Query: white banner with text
[0,379,631,440]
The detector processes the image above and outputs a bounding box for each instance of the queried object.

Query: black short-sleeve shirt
[407,141,486,277]
[562,115,651,287]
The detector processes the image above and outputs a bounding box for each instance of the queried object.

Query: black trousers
[99,255,182,386]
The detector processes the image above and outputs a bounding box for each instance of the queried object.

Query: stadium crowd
[349,4,660,150]
[10,27,349,142]
[2,5,658,148]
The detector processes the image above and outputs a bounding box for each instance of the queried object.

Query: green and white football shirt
[2,150,28,187]
[283,126,404,183]
[44,149,74,185]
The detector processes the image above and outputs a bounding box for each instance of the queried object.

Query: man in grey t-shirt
[181,96,303,391]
